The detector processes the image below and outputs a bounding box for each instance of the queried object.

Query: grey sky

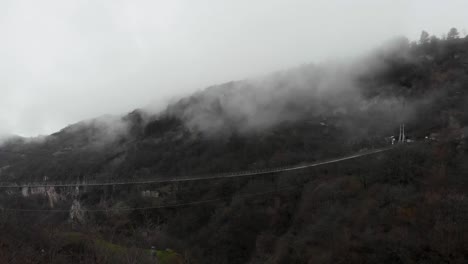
[1,0,467,137]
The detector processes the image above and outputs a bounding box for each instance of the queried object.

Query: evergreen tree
[447,27,459,40]
[419,30,430,44]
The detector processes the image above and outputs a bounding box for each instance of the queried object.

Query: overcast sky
[1,0,467,137]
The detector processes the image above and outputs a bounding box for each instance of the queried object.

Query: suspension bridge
[0,145,398,213]
[0,147,393,189]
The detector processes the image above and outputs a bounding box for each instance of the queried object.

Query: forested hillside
[2,33,467,183]
[1,31,468,263]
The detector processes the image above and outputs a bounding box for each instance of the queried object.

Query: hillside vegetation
[1,31,468,263]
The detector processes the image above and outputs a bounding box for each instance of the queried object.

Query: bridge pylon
[398,123,406,143]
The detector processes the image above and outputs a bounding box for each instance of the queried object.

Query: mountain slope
[1,35,468,264]
[1,36,468,184]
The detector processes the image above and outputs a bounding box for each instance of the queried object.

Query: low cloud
[164,38,417,137]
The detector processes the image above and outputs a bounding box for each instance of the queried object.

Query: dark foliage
[1,32,468,263]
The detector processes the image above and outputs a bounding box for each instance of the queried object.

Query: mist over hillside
[3,34,468,180]
[1,31,468,263]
